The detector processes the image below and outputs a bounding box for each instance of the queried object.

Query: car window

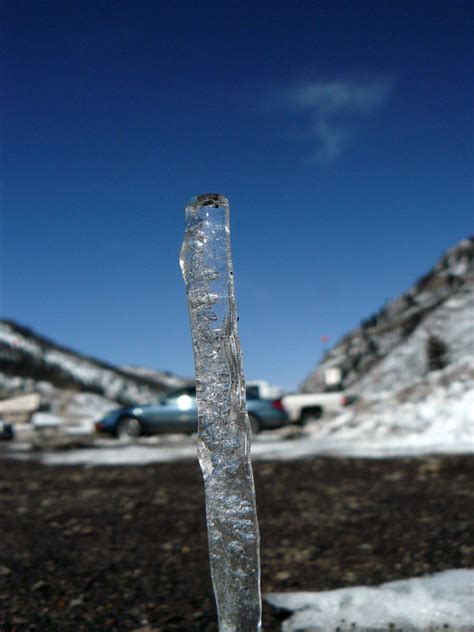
[245,386,260,400]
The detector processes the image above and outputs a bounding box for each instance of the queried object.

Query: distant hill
[0,320,190,407]
[119,365,190,390]
[301,237,474,395]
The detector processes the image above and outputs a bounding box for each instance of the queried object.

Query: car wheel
[300,407,323,425]
[116,416,142,440]
[248,414,260,435]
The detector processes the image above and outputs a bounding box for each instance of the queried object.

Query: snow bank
[305,358,474,451]
[265,569,474,631]
[6,432,472,466]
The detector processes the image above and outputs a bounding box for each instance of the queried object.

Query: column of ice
[180,193,261,631]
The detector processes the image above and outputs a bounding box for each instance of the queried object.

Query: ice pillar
[180,193,261,631]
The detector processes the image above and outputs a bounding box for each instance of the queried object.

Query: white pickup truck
[247,380,355,425]
[282,391,351,424]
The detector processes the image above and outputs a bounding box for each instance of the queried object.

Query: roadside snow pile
[265,569,474,631]
[307,357,474,448]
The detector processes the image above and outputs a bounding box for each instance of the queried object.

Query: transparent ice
[180,194,261,631]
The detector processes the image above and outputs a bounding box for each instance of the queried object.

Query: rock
[69,596,84,608]
[31,580,47,591]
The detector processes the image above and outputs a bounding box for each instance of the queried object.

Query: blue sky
[1,1,472,390]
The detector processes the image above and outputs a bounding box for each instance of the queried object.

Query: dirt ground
[0,454,472,631]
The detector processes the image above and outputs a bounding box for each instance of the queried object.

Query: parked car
[95,386,290,439]
[0,420,14,441]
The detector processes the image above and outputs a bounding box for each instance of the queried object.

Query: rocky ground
[0,454,472,631]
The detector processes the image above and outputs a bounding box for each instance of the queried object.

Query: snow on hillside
[301,237,474,393]
[297,238,474,452]
[305,357,474,449]
[352,281,474,394]
[120,365,192,390]
[0,372,117,421]
[0,320,188,410]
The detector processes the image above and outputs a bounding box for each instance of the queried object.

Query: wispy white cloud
[284,77,393,162]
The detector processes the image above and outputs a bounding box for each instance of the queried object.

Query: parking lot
[1,454,472,631]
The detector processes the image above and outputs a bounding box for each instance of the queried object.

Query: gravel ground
[0,454,472,631]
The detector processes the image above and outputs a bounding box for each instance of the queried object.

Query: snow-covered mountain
[299,238,474,449]
[301,237,474,395]
[0,320,190,409]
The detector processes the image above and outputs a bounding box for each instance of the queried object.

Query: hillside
[301,237,474,395]
[0,320,190,410]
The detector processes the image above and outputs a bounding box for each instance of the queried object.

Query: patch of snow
[37,443,199,465]
[0,371,118,424]
[309,357,474,448]
[62,419,95,434]
[60,391,117,422]
[355,284,474,395]
[254,437,474,460]
[120,365,191,390]
[265,569,474,631]
[0,325,41,356]
[5,432,472,467]
[31,413,62,428]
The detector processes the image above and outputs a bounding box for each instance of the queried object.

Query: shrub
[426,335,449,371]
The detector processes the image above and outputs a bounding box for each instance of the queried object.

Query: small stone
[0,565,12,576]
[32,580,47,591]
[69,597,84,608]
[275,571,291,581]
